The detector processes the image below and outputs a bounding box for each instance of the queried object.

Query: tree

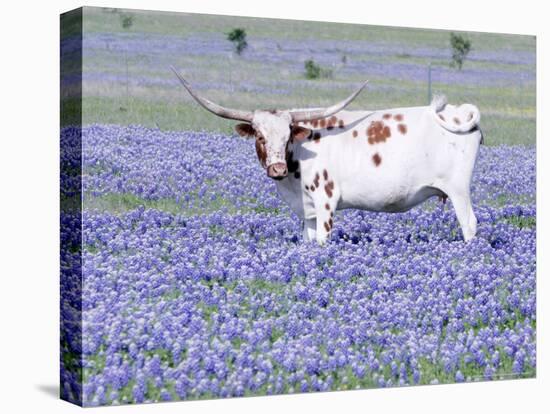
[120,14,134,29]
[450,32,471,70]
[304,59,333,80]
[227,28,248,55]
[304,59,321,79]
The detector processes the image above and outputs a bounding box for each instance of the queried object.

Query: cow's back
[289,105,481,215]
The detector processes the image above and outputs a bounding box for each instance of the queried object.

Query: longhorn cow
[171,67,482,245]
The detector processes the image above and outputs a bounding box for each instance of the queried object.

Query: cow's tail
[431,95,481,134]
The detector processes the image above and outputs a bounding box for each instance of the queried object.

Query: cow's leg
[445,188,477,242]
[314,196,338,245]
[315,211,331,245]
[302,218,317,242]
[305,170,339,245]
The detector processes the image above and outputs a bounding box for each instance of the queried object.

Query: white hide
[252,111,292,166]
[273,97,482,245]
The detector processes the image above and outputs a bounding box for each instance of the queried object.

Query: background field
[61,6,535,145]
[60,7,536,406]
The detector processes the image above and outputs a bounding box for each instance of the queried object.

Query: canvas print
[60,6,536,406]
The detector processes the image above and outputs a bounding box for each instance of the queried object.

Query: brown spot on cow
[235,123,256,137]
[367,121,391,144]
[312,119,319,128]
[323,169,328,181]
[255,139,267,167]
[438,114,446,121]
[338,119,345,128]
[314,173,320,188]
[324,180,335,198]
[325,203,330,210]
[382,113,392,120]
[352,130,358,138]
[305,185,309,191]
[394,114,404,122]
[319,119,326,128]
[467,112,473,121]
[453,117,461,125]
[397,123,407,135]
[372,153,382,167]
[324,222,330,232]
[330,211,334,218]
[329,218,333,228]
[330,116,337,124]
[313,132,321,143]
[291,125,312,141]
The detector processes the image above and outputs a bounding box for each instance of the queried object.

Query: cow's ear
[291,125,312,141]
[235,123,255,137]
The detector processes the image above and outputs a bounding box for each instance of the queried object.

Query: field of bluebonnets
[60,8,536,406]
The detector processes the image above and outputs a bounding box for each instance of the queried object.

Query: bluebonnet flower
[62,124,535,405]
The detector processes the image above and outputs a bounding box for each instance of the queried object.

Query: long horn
[290,80,369,123]
[170,66,254,122]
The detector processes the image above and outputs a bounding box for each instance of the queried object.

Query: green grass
[79,72,535,145]
[61,97,82,127]
[61,7,82,40]
[81,94,536,146]
[61,7,536,146]
[84,192,185,215]
[503,215,536,229]
[81,191,281,218]
[483,193,535,209]
[480,115,535,146]
[74,6,534,51]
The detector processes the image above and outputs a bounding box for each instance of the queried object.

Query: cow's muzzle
[267,162,288,180]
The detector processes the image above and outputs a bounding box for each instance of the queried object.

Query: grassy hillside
[61,6,536,145]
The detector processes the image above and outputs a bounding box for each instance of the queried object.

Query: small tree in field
[227,28,248,55]
[304,59,333,80]
[450,32,471,70]
[120,14,134,30]
[305,59,321,79]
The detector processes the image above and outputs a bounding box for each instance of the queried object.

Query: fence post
[428,63,432,104]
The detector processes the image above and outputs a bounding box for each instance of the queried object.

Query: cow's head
[171,66,368,180]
